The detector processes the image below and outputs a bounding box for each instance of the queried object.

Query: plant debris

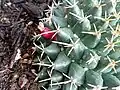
[0,0,54,89]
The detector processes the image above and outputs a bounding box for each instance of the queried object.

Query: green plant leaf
[85,70,103,87]
[54,52,71,73]
[51,71,63,82]
[53,6,65,17]
[52,15,67,27]
[68,63,86,86]
[44,43,60,60]
[48,86,61,90]
[102,73,120,88]
[82,18,91,31]
[57,27,74,43]
[80,49,100,69]
[66,37,86,60]
[82,34,101,48]
[62,83,78,90]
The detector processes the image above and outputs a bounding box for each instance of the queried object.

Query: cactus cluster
[33,0,120,90]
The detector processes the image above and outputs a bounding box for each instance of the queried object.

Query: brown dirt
[0,0,54,90]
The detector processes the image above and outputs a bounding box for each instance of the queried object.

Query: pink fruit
[38,22,56,40]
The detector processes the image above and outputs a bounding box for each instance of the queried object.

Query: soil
[0,0,53,90]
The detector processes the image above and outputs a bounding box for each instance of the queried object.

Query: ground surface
[0,0,53,89]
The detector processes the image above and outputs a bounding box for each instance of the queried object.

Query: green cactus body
[33,0,120,89]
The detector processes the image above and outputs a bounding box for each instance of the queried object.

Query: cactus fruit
[33,0,120,89]
[38,22,57,40]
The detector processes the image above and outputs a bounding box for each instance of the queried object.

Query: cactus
[33,0,120,89]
